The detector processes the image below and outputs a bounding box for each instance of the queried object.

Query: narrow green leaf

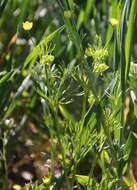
[85,0,94,22]
[77,10,85,30]
[132,132,137,139]
[124,133,133,161]
[3,101,16,120]
[0,73,11,84]
[119,0,130,146]
[45,25,65,44]
[125,0,137,81]
[59,105,76,124]
[68,0,74,10]
[75,175,91,186]
[0,0,8,17]
[0,70,18,85]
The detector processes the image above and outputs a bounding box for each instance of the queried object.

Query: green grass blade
[119,0,130,146]
[0,0,8,17]
[125,0,137,82]
[85,0,94,22]
[45,25,65,44]
[67,0,74,10]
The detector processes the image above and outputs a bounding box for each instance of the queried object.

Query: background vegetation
[1,0,137,189]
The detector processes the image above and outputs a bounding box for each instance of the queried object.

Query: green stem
[87,154,98,187]
[53,107,71,190]
[2,131,8,190]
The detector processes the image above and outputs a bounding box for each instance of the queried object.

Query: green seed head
[85,48,94,57]
[64,10,72,19]
[86,47,108,61]
[40,54,54,65]
[94,63,109,73]
[94,48,108,60]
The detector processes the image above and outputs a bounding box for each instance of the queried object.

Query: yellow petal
[22,21,33,31]
[13,184,22,190]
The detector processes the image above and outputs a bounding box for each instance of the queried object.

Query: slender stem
[120,37,125,148]
[87,154,97,187]
[119,0,126,155]
[27,31,35,47]
[2,131,8,190]
[52,107,71,190]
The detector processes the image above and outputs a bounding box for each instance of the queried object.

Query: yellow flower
[42,169,52,185]
[64,10,72,19]
[42,176,51,185]
[109,18,119,27]
[13,184,22,190]
[22,21,33,31]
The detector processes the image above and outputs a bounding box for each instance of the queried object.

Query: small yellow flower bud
[109,18,119,27]
[64,10,72,19]
[22,21,33,31]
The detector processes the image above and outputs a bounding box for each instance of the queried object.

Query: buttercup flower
[13,184,22,190]
[22,21,33,31]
